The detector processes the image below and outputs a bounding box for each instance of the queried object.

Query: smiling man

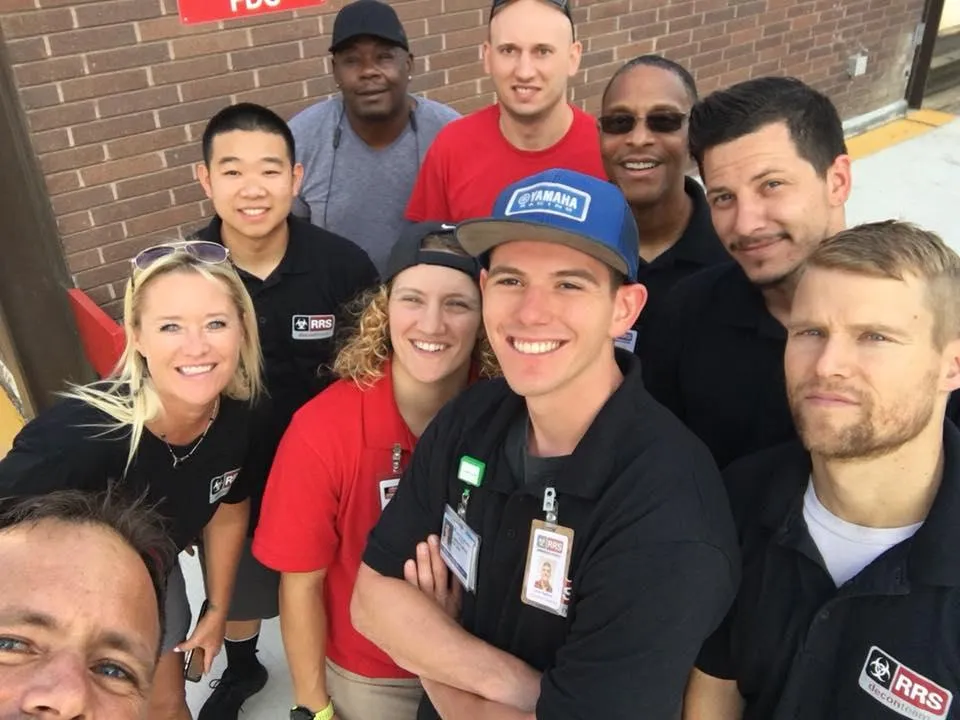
[683,221,960,720]
[352,168,739,720]
[290,0,459,273]
[404,0,605,223]
[599,55,727,347]
[640,77,853,470]
[192,102,377,719]
[0,490,175,720]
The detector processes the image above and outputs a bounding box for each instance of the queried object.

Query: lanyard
[543,486,558,527]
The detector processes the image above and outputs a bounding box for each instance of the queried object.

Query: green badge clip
[457,455,485,487]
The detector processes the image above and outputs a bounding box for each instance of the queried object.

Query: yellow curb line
[0,388,24,460]
[847,110,956,161]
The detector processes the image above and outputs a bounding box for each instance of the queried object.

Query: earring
[408,75,412,80]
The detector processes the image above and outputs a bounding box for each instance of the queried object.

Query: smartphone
[183,599,210,683]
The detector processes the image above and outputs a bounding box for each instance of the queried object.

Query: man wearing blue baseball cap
[351,168,740,719]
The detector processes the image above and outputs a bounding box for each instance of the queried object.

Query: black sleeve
[361,403,451,579]
[215,398,255,506]
[694,606,738,680]
[638,280,690,421]
[0,400,124,497]
[536,540,738,719]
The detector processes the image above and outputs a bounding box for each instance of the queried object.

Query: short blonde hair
[333,233,499,387]
[806,220,960,347]
[63,252,263,471]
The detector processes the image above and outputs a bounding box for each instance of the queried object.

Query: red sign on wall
[178,0,328,25]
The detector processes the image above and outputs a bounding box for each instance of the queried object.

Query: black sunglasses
[490,0,574,25]
[599,111,687,136]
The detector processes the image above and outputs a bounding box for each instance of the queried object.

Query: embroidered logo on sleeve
[859,645,952,719]
[209,468,240,504]
[292,314,335,340]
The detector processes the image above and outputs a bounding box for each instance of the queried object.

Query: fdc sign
[178,0,328,25]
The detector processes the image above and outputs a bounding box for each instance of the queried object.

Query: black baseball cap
[490,0,575,36]
[384,222,481,284]
[329,0,410,54]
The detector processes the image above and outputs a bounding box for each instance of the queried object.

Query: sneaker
[198,662,268,720]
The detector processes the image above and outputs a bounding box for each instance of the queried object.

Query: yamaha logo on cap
[505,182,591,223]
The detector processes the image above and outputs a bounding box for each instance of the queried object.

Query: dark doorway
[907,0,960,112]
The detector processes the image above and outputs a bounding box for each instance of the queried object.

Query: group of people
[2,0,959,719]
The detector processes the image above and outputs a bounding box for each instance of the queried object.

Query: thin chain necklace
[160,396,220,469]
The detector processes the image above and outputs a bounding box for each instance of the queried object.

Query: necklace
[160,396,220,469]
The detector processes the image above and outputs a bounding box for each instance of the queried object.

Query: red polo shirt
[252,360,418,679]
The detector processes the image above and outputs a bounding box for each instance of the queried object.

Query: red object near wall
[177,0,328,25]
[67,288,125,379]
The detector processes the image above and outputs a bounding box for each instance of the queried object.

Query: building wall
[0,0,924,316]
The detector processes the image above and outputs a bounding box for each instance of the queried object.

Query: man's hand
[176,605,228,674]
[403,534,462,620]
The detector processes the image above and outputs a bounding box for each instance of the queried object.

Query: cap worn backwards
[455,168,640,282]
[330,0,409,54]
[384,222,481,284]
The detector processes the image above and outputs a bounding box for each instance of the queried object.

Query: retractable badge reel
[378,443,403,511]
[521,486,575,617]
[439,455,485,592]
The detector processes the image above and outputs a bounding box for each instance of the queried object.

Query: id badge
[439,504,481,593]
[521,519,574,617]
[614,329,638,353]
[378,477,400,511]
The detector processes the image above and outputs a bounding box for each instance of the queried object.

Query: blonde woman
[0,241,263,720]
[253,223,496,720]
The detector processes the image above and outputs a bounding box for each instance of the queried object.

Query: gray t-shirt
[289,94,460,273]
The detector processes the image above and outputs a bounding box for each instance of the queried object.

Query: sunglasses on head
[599,111,687,136]
[490,0,574,23]
[131,241,230,273]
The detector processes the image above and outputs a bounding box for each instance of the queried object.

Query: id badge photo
[521,519,574,617]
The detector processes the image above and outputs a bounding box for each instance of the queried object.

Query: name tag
[291,314,335,340]
[520,520,574,617]
[439,504,481,593]
[378,476,400,510]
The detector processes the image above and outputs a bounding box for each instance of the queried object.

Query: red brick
[19,85,61,110]
[302,36,334,60]
[630,22,667,41]
[72,112,157,146]
[614,38,657,60]
[14,56,85,87]
[67,248,103,274]
[258,60,319,86]
[5,38,48,64]
[48,25,138,55]
[1,8,75,39]
[39,144,105,174]
[235,82,308,109]
[449,92,495,115]
[107,127,187,160]
[668,13,705,33]
[304,75,338,97]
[45,170,82,196]
[80,153,166,186]
[157,98,235,128]
[579,17,619,38]
[229,44,301,72]
[736,0,767,18]
[124,203,206,238]
[249,18,320,45]
[444,0,488,12]
[591,0,630,20]
[136,15,212,42]
[62,223,127,255]
[116,167,196,200]
[447,61,486,85]
[429,46,481,71]
[74,0,162,27]
[181,71,257,102]
[409,34,444,56]
[425,78,481,104]
[409,69,447,94]
[657,30,693,51]
[171,29,251,60]
[580,48,615,69]
[92,190,171,225]
[658,1,696,21]
[61,69,149,102]
[74,259,131,292]
[57,210,94,235]
[426,9,483,33]
[617,9,657,30]
[172,182,206,205]
[87,44,170,74]
[444,25,488,51]
[99,235,162,264]
[28,100,97,132]
[394,0,435,21]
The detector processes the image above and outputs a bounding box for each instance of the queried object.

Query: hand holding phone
[183,600,210,682]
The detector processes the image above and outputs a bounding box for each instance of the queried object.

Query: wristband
[290,700,334,720]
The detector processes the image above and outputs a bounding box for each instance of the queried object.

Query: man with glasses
[404,0,605,223]
[192,102,378,720]
[290,0,459,273]
[599,56,727,349]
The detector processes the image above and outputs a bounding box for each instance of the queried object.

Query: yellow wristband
[315,700,335,720]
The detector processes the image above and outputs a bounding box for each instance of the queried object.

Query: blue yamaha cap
[455,168,640,282]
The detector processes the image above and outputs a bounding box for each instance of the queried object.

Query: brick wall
[0,0,924,317]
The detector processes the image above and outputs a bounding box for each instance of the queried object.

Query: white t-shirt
[803,480,923,587]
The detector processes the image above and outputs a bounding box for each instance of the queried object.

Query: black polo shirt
[640,263,960,470]
[0,392,251,551]
[364,350,740,719]
[697,424,960,719]
[632,177,730,342]
[639,261,791,469]
[196,215,378,429]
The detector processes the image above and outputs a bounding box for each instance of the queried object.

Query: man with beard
[639,76,852,469]
[682,220,960,719]
[404,0,606,223]
[290,0,459,273]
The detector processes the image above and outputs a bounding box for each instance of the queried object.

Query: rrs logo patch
[859,646,952,719]
[292,314,335,340]
[209,468,240,504]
